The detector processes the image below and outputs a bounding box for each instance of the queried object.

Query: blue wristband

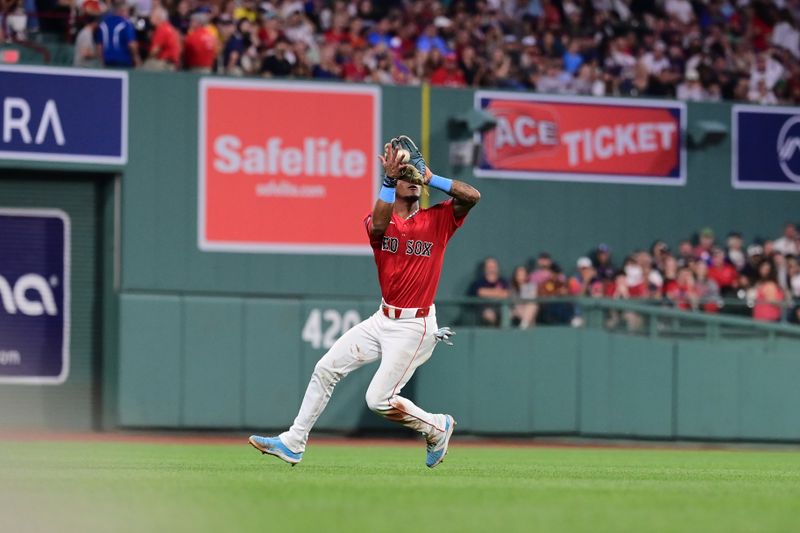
[382,175,398,188]
[379,185,396,203]
[428,174,453,193]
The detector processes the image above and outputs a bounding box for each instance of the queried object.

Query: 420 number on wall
[301,308,361,350]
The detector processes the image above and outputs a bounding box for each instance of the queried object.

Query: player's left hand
[433,327,456,346]
[380,141,412,180]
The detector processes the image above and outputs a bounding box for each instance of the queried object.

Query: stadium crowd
[468,223,800,328]
[0,0,795,104]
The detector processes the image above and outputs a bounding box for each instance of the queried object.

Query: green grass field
[1,438,799,533]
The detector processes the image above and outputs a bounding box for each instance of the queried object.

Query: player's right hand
[433,327,456,346]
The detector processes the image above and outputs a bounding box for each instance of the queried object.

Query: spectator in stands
[637,251,664,298]
[606,269,643,331]
[146,6,181,71]
[23,0,800,104]
[708,247,739,298]
[774,252,791,294]
[592,243,615,283]
[693,261,722,313]
[183,9,217,72]
[742,244,765,285]
[4,0,27,41]
[726,232,746,271]
[312,43,342,79]
[774,223,799,256]
[74,16,100,68]
[367,17,391,47]
[430,54,466,87]
[510,265,538,329]
[469,257,510,327]
[788,255,800,299]
[773,9,800,59]
[222,18,255,75]
[667,266,700,311]
[536,262,572,325]
[661,253,679,289]
[753,260,786,322]
[416,24,448,55]
[528,253,553,286]
[620,255,648,299]
[693,227,715,263]
[569,257,601,297]
[170,0,192,35]
[233,0,256,23]
[257,9,280,47]
[641,41,671,76]
[677,70,707,101]
[283,7,315,49]
[261,38,294,77]
[787,255,800,324]
[568,256,602,327]
[562,39,583,76]
[677,239,694,267]
[651,241,670,273]
[96,0,140,68]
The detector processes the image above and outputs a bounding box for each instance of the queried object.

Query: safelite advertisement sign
[199,79,380,254]
[475,92,686,186]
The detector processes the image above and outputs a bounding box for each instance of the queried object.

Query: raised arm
[423,167,481,218]
[370,143,410,239]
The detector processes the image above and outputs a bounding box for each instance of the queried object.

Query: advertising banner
[475,92,686,186]
[733,105,800,191]
[199,79,380,254]
[0,65,127,164]
[0,209,70,384]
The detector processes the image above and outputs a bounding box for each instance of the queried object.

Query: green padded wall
[118,293,800,442]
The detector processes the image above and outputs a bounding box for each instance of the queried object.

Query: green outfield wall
[2,70,799,439]
[117,294,800,441]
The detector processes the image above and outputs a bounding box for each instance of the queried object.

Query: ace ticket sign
[475,92,686,186]
[0,209,70,384]
[199,80,380,254]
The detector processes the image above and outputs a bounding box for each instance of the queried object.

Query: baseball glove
[391,137,426,185]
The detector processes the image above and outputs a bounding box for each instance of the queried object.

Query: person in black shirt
[261,39,293,77]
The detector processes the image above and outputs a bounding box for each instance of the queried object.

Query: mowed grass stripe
[0,441,798,533]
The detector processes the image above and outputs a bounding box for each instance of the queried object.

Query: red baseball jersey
[364,199,466,308]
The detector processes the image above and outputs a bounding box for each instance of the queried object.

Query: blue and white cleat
[248,435,303,466]
[426,415,456,469]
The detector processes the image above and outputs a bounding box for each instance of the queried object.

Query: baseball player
[249,136,480,468]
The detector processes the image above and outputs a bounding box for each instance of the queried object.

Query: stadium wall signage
[732,105,800,191]
[199,79,380,254]
[0,209,70,384]
[474,92,686,186]
[0,66,127,164]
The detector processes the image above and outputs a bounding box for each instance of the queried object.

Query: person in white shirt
[665,0,695,24]
[748,79,779,105]
[73,17,100,68]
[750,52,785,92]
[640,41,671,75]
[772,9,800,59]
[677,70,707,101]
[774,223,799,256]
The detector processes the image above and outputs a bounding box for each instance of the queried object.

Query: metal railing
[428,296,800,341]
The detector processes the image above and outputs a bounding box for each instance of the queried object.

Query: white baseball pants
[280,305,447,453]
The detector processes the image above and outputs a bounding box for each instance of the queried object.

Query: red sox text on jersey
[365,199,466,309]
